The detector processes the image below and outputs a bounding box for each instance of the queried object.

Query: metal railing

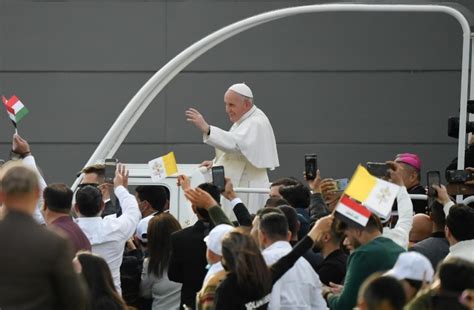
[234,188,474,205]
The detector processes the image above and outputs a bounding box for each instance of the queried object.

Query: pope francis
[185,83,279,214]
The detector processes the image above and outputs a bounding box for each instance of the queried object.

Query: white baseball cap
[136,214,153,243]
[385,252,434,282]
[228,83,253,98]
[204,224,234,256]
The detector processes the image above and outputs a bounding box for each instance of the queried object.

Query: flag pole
[12,120,17,134]
[10,120,17,134]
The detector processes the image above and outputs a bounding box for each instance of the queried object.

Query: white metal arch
[72,3,472,194]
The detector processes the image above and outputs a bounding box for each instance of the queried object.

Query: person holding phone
[394,153,427,214]
[186,83,279,215]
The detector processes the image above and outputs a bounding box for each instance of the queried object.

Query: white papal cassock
[203,105,279,215]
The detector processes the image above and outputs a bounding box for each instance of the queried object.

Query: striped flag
[148,152,178,182]
[335,194,372,227]
[344,165,400,219]
[2,95,29,126]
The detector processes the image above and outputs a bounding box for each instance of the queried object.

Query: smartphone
[212,166,226,192]
[366,162,390,178]
[305,154,318,180]
[427,171,441,200]
[334,178,349,192]
[445,170,474,183]
[104,158,118,184]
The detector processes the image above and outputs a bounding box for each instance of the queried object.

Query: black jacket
[0,211,87,310]
[168,220,211,309]
[408,184,427,214]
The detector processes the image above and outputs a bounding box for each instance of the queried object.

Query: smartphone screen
[366,162,389,178]
[104,158,118,184]
[305,154,317,180]
[212,166,226,192]
[334,178,349,192]
[427,171,441,198]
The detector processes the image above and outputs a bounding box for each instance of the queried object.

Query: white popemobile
[72,3,474,226]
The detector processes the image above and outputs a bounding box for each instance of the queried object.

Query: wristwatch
[10,150,31,160]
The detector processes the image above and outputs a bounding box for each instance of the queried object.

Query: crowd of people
[0,132,473,310]
[1,82,474,310]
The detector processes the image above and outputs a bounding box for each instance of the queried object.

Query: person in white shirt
[382,161,414,249]
[186,83,279,214]
[432,184,474,263]
[382,186,414,249]
[258,212,328,310]
[9,134,46,225]
[81,164,122,217]
[135,185,170,243]
[75,164,141,293]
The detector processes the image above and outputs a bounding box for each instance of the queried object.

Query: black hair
[439,257,474,293]
[429,201,446,231]
[198,183,221,203]
[76,185,103,217]
[270,177,300,188]
[43,183,73,213]
[405,278,423,291]
[135,185,169,213]
[265,197,289,208]
[278,206,299,236]
[256,206,283,218]
[221,231,272,300]
[259,212,289,241]
[76,253,127,309]
[446,204,474,241]
[279,184,311,209]
[360,275,406,310]
[194,183,221,221]
[337,214,383,233]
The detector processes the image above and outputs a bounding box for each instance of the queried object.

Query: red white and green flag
[2,95,29,127]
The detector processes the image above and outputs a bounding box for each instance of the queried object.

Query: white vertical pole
[455,30,472,203]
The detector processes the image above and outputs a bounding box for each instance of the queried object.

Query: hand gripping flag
[2,95,29,130]
[335,165,400,227]
[148,152,178,182]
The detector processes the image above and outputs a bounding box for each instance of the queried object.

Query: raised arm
[270,215,334,283]
[222,178,252,226]
[306,170,330,220]
[433,184,454,217]
[203,126,241,154]
[13,134,46,224]
[114,164,141,239]
[184,187,234,226]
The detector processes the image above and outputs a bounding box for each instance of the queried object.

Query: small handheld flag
[2,95,29,133]
[335,165,400,227]
[148,152,178,182]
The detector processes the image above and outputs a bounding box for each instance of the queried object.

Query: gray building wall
[0,0,471,185]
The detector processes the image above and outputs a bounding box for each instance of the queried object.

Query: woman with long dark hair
[213,215,330,310]
[140,213,182,310]
[75,252,127,310]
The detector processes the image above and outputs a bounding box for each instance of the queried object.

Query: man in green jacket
[325,214,405,309]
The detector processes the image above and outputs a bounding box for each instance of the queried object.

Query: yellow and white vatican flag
[344,165,400,219]
[148,152,178,182]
